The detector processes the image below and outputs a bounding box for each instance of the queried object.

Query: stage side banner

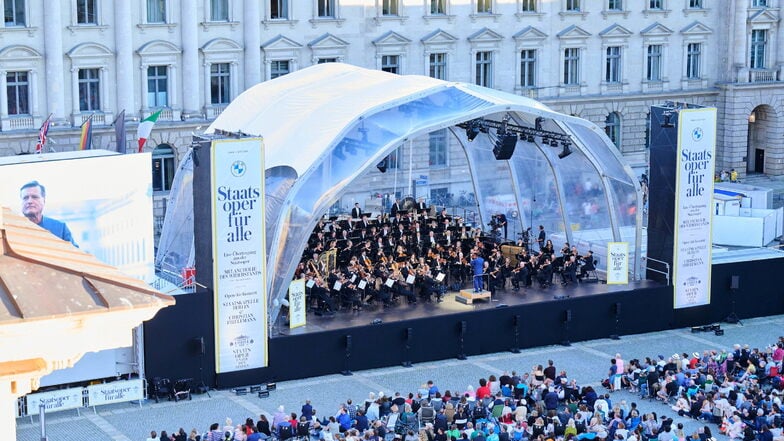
[289,279,307,329]
[87,379,144,406]
[674,108,716,309]
[606,242,628,285]
[211,138,267,373]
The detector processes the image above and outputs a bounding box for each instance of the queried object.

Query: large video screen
[0,152,155,283]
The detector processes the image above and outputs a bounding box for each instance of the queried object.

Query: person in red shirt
[475,378,491,400]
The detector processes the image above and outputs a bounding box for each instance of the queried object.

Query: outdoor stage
[143,254,784,388]
[275,278,662,336]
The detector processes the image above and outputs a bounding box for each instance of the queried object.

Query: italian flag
[137,110,162,153]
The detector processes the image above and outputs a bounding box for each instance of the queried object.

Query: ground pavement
[16,314,784,441]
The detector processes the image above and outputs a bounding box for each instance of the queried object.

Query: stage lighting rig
[558,142,573,159]
[456,116,573,149]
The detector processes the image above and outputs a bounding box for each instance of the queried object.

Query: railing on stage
[643,256,670,286]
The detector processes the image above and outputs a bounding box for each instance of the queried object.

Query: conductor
[351,202,362,220]
[470,252,485,293]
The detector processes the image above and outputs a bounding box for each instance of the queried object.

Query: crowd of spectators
[144,338,784,441]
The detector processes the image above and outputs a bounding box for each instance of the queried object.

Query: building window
[429,53,447,80]
[147,65,168,108]
[688,0,702,8]
[318,0,335,17]
[566,0,580,11]
[6,71,29,115]
[752,0,768,6]
[317,58,337,64]
[521,0,536,12]
[270,60,290,79]
[382,0,398,15]
[477,0,492,13]
[648,0,662,8]
[686,43,701,79]
[563,48,580,85]
[608,0,622,10]
[387,148,400,169]
[750,29,767,69]
[429,129,448,167]
[210,63,230,105]
[78,68,100,111]
[4,0,25,26]
[381,55,400,74]
[475,51,493,87]
[646,45,662,81]
[605,46,621,83]
[210,0,228,21]
[152,144,176,192]
[270,0,288,19]
[76,0,97,24]
[147,0,166,23]
[429,0,445,14]
[520,49,536,88]
[605,112,621,149]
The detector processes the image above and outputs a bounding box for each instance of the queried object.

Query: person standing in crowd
[470,252,485,293]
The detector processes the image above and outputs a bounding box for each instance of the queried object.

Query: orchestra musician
[351,202,363,220]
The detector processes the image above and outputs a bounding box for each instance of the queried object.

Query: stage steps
[456,289,492,305]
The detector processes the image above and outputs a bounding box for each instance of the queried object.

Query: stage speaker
[345,334,352,352]
[193,336,205,355]
[493,134,517,160]
[376,157,388,173]
[513,314,520,327]
[564,309,572,323]
[614,302,622,316]
[460,320,468,334]
[730,275,740,290]
[406,327,413,342]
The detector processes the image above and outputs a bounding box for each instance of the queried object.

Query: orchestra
[294,204,596,316]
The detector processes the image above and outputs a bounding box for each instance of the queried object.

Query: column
[181,2,199,116]
[114,0,135,118]
[70,67,80,118]
[43,0,66,121]
[203,62,211,112]
[30,70,39,116]
[244,0,262,88]
[168,64,178,108]
[140,65,149,112]
[230,61,239,101]
[264,59,272,81]
[733,0,748,82]
[777,17,784,77]
[0,71,8,118]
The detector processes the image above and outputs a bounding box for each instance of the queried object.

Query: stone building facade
[0,0,782,228]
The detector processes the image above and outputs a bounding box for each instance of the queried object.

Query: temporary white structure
[193,63,642,321]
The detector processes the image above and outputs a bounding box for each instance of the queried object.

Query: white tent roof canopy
[206,63,643,320]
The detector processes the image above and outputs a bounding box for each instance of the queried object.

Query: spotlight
[466,120,482,141]
[535,117,545,131]
[542,137,550,145]
[558,143,572,159]
[527,134,535,143]
[550,139,559,147]
[661,112,674,128]
[377,156,388,173]
[493,133,518,160]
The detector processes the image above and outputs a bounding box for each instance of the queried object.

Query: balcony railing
[7,115,34,130]
[749,68,777,83]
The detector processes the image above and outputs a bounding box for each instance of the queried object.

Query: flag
[114,110,126,153]
[35,114,52,154]
[137,110,162,153]
[78,115,93,151]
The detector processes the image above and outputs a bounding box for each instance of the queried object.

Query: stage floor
[273,278,662,336]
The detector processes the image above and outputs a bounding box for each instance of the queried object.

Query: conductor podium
[456,289,492,305]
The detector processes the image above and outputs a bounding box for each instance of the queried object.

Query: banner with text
[87,379,144,406]
[674,108,716,308]
[26,388,83,415]
[211,138,267,373]
[289,279,307,329]
[606,242,629,285]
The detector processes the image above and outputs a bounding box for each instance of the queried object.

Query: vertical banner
[211,138,267,373]
[289,279,307,329]
[674,108,716,308]
[606,242,629,285]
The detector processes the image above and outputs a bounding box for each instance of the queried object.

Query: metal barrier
[643,256,670,286]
